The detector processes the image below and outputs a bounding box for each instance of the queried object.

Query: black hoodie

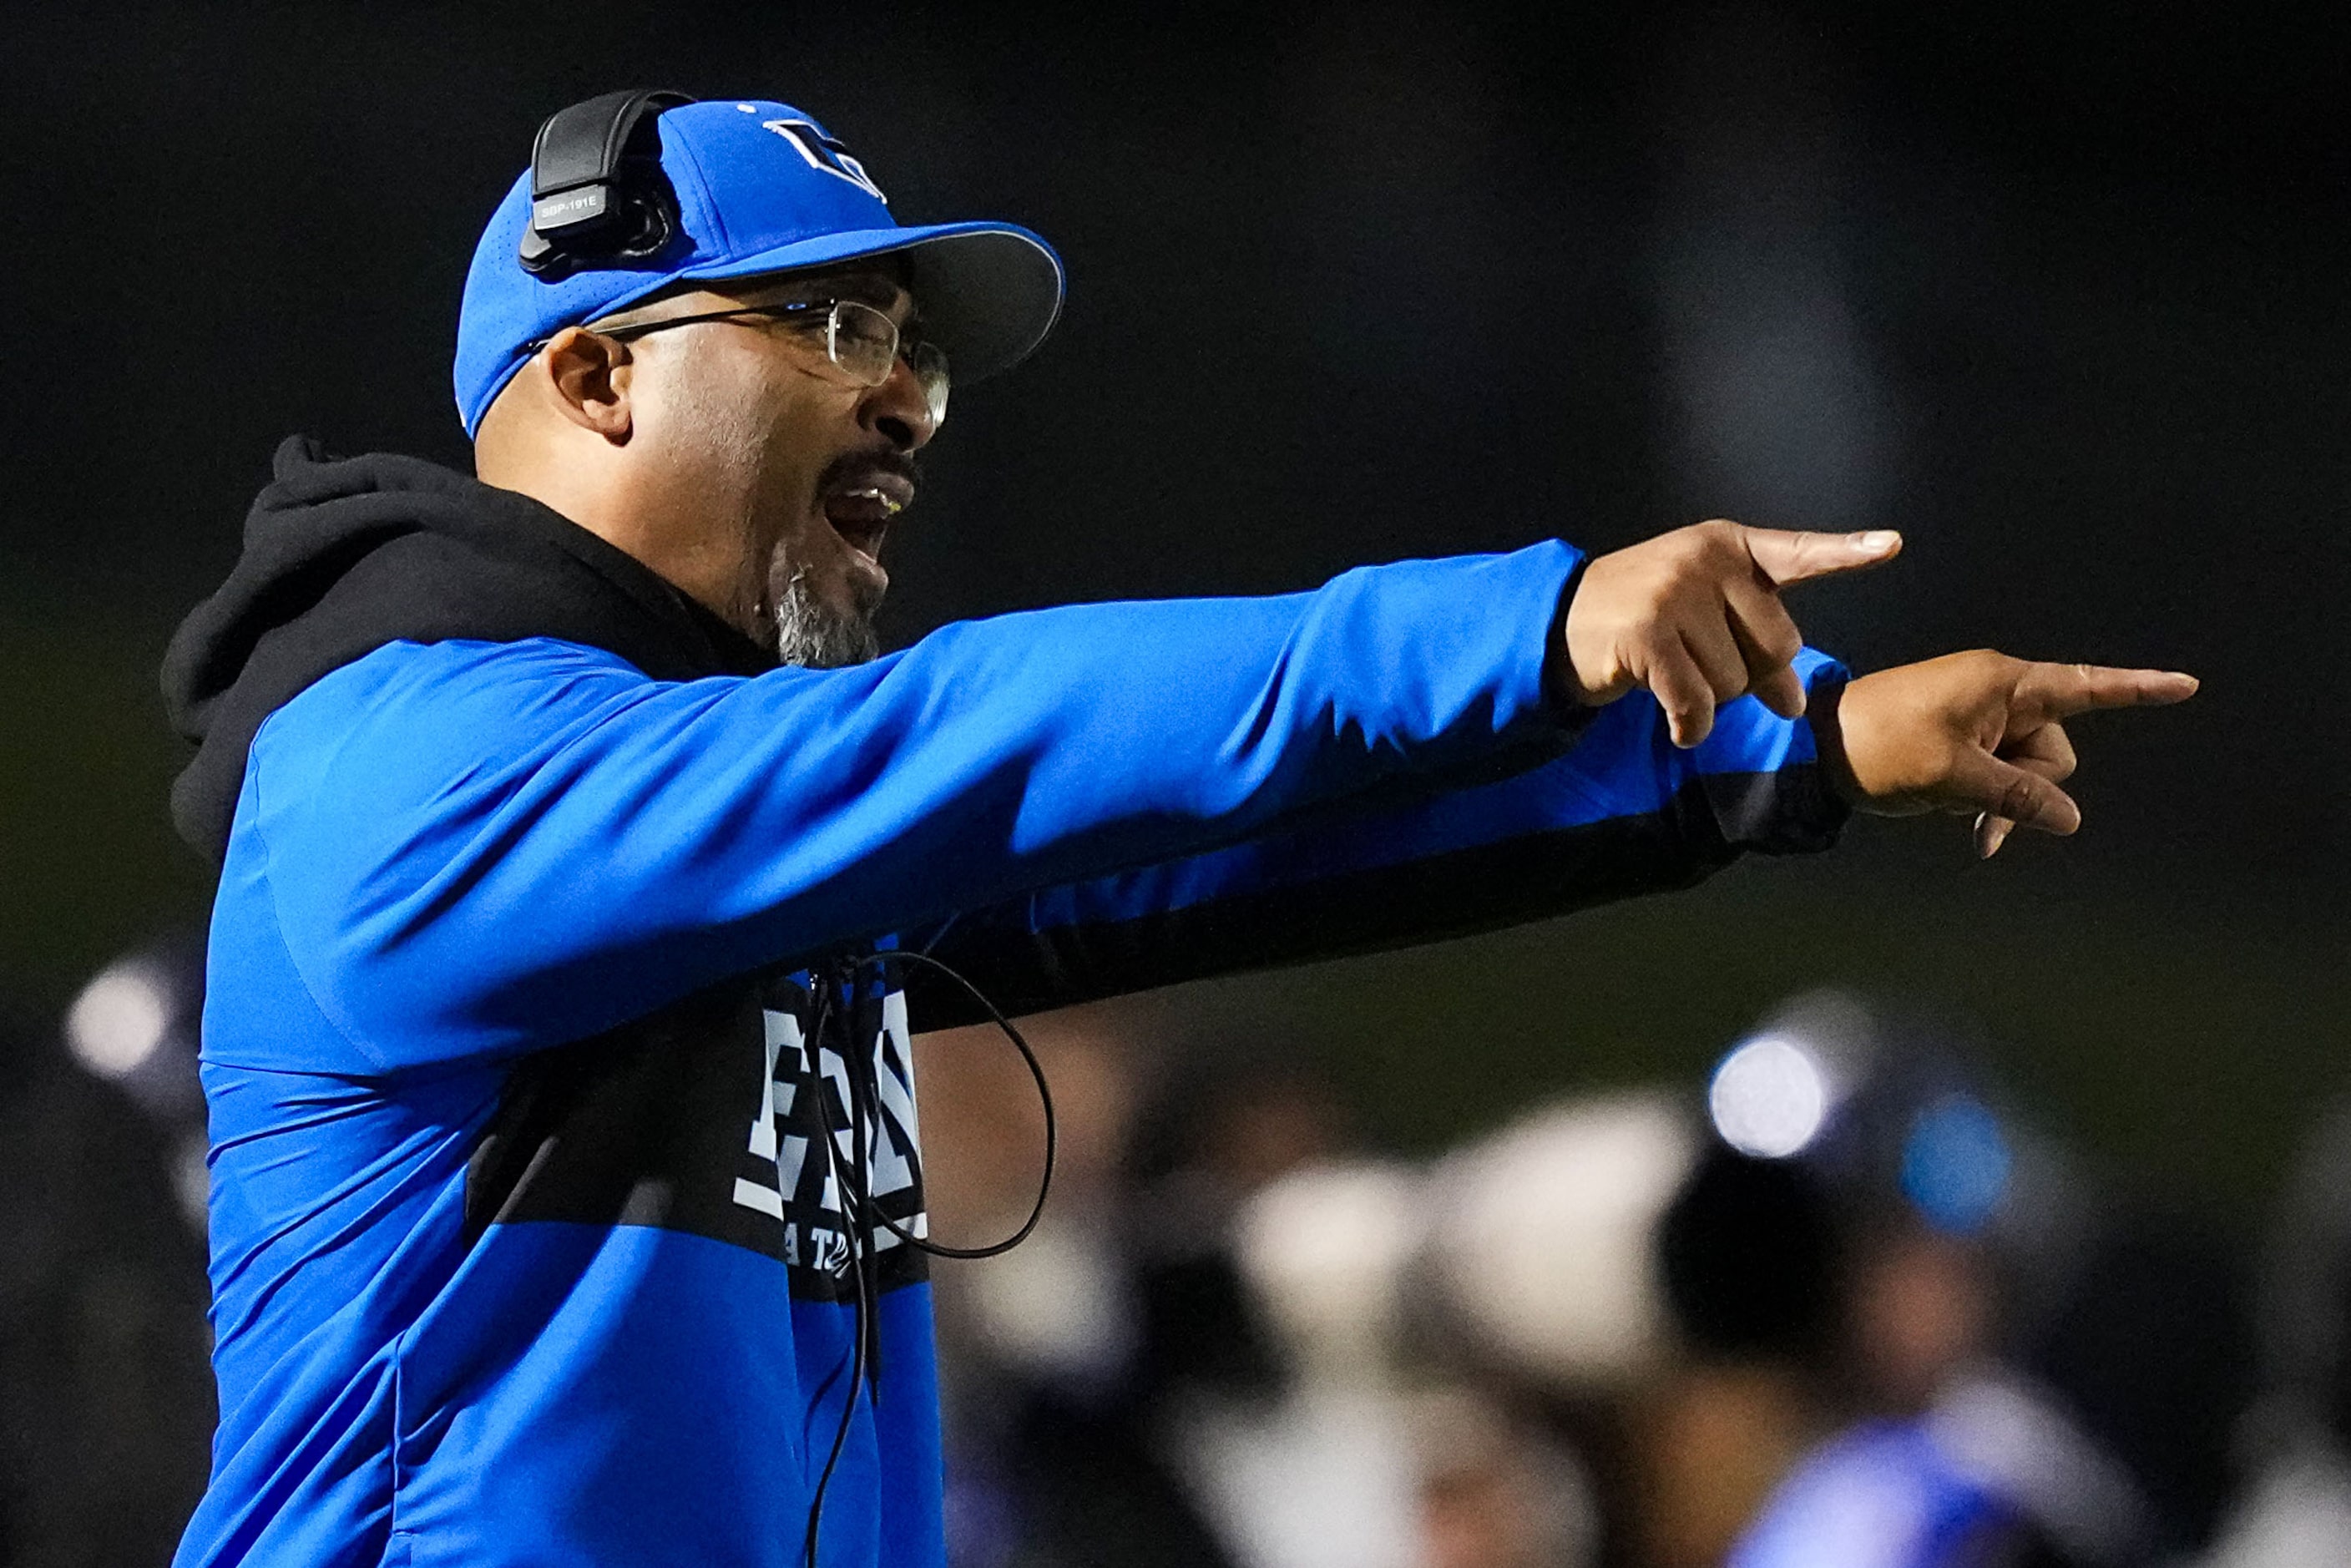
[161,435,775,863]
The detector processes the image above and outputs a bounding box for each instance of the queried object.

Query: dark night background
[3,0,2346,1206]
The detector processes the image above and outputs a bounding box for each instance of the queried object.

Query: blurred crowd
[918,991,2351,1568]
[8,940,2351,1567]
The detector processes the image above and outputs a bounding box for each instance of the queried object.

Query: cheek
[637,346,862,538]
[756,382,837,478]
[753,384,875,545]
[640,341,776,447]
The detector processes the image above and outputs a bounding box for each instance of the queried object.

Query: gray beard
[772,569,882,669]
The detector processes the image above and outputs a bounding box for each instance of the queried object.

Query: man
[159,94,2192,1567]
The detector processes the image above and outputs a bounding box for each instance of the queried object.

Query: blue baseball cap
[454,98,1064,436]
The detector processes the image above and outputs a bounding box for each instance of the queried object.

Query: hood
[163,436,776,863]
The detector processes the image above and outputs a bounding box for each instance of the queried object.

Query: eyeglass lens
[827,301,949,427]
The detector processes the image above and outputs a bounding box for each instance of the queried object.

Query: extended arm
[249,544,1585,1069]
[900,614,2202,1024]
[244,513,2187,1072]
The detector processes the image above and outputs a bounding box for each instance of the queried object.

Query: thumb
[1743,528,1904,589]
[1944,747,2083,837]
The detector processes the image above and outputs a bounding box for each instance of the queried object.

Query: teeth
[840,484,905,518]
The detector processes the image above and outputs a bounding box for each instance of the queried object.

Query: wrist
[1805,670,1866,807]
[1541,554,1594,715]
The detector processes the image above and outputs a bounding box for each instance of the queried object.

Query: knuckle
[1957,648,2011,687]
[1688,521,1740,564]
[1666,534,1715,574]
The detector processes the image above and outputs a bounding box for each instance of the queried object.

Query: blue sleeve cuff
[1677,648,1852,853]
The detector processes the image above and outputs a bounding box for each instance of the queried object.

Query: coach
[160,94,2191,1567]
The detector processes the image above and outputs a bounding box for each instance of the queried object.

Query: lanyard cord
[860,949,1057,1259]
[799,961,867,1568]
[799,950,1057,1566]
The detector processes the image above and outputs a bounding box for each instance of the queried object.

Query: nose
[859,352,937,453]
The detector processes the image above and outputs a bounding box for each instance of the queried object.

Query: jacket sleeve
[899,650,1851,1025]
[240,543,1585,1071]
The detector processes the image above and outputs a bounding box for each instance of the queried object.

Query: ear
[537,326,635,442]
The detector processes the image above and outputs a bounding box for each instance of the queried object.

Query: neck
[477,447,760,641]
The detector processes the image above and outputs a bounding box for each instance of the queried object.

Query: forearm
[908,651,1852,1022]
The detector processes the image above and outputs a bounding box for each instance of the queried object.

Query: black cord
[801,966,868,1568]
[797,951,1057,1566]
[859,949,1056,1262]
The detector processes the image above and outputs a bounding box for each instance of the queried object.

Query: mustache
[815,447,921,494]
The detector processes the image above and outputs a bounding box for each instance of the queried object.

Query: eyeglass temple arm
[589,300,834,341]
[575,300,939,375]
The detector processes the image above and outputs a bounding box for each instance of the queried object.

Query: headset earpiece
[518,89,695,281]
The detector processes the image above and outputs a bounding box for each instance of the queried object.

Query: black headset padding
[518,89,695,279]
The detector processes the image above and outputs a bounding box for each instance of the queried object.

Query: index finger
[1742,527,1904,589]
[2015,662,2201,721]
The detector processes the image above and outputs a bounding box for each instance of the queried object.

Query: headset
[517,89,696,281]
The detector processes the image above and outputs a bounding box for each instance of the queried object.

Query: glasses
[592,297,949,427]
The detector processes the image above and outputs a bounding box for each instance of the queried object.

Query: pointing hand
[1556,520,1904,746]
[1815,650,2200,857]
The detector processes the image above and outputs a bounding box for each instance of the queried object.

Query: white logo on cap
[761,119,888,205]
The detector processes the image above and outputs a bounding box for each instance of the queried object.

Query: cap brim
[675,220,1064,383]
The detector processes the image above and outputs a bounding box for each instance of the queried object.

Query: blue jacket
[164,440,1848,1566]
[1731,1421,2026,1568]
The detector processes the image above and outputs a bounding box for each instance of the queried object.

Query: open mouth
[819,467,915,566]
